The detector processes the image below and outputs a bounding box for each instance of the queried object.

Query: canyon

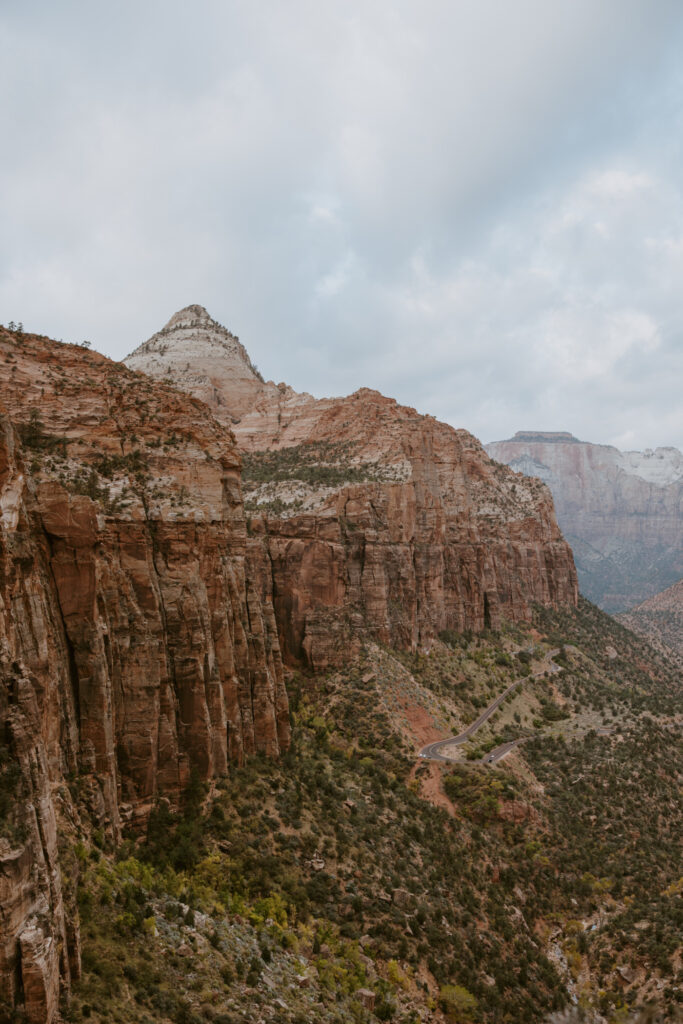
[486,431,683,612]
[1,308,579,1023]
[3,309,681,1024]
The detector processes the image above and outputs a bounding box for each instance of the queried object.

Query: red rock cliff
[0,327,289,1022]
[128,308,579,669]
[242,389,578,668]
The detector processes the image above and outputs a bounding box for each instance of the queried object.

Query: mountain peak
[162,304,214,331]
[127,304,252,366]
[124,306,265,419]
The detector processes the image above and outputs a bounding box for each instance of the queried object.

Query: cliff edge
[127,308,578,669]
[0,326,289,1021]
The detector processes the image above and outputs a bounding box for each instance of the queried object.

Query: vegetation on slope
[241,441,408,515]
[55,600,682,1024]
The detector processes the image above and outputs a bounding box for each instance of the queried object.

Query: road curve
[418,648,560,763]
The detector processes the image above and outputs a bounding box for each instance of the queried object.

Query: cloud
[535,308,660,382]
[368,162,683,446]
[1,1,683,449]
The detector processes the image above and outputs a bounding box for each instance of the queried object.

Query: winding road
[418,648,561,763]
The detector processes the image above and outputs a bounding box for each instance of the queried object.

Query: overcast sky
[3,1,683,450]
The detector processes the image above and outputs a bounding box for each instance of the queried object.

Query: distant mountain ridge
[504,431,581,444]
[486,432,683,612]
[494,431,683,485]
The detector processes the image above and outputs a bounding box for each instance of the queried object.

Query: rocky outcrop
[486,432,683,613]
[126,304,269,421]
[0,327,290,1021]
[128,308,578,669]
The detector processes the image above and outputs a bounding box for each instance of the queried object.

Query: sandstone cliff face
[1,410,81,1023]
[127,308,578,669]
[240,389,578,669]
[486,432,683,612]
[0,327,289,1021]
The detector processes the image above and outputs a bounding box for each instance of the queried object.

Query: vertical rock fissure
[244,582,257,743]
[140,497,176,694]
[135,489,184,796]
[410,539,420,649]
[264,540,283,660]
[14,948,25,1015]
[39,525,82,738]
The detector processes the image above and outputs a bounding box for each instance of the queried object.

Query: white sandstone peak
[124,306,267,420]
[127,305,256,370]
[162,304,214,331]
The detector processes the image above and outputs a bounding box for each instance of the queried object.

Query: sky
[2,1,683,451]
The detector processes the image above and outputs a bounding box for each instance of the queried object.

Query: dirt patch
[363,645,458,750]
[409,762,456,817]
[549,680,567,707]
[401,702,447,749]
[433,740,467,761]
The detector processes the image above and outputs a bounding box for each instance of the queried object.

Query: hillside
[486,432,683,613]
[618,578,683,658]
[31,600,683,1024]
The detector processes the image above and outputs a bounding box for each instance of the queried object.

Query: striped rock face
[0,325,290,1021]
[128,308,578,670]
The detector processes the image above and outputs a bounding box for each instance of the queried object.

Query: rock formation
[486,432,683,612]
[127,308,578,669]
[0,308,581,1021]
[0,327,289,1021]
[127,304,267,421]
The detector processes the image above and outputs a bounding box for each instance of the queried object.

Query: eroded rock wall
[0,414,77,1023]
[246,395,578,669]
[0,328,290,1021]
[127,308,579,671]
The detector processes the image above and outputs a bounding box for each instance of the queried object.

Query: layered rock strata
[128,308,578,669]
[486,432,683,612]
[0,327,289,1021]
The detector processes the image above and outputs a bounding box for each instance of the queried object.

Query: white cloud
[315,252,356,299]
[1,1,683,449]
[366,160,683,447]
[533,307,660,381]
